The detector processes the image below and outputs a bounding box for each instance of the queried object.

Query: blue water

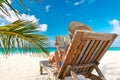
[48,47,120,51]
[108,47,120,51]
[0,47,119,54]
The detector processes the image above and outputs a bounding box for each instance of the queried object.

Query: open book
[56,36,70,48]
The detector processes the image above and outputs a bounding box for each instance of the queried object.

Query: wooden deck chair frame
[40,30,117,80]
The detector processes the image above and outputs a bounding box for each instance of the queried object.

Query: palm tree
[0,0,49,56]
[0,20,49,55]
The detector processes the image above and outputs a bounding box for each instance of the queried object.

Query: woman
[49,21,92,70]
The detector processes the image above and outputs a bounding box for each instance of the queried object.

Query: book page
[56,36,70,48]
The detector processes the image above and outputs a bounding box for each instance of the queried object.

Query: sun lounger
[40,30,117,80]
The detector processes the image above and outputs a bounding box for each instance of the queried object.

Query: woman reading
[49,21,92,70]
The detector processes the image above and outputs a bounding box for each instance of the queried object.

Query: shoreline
[0,51,120,80]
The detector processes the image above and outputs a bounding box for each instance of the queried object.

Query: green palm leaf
[0,20,49,55]
[0,0,40,18]
[0,0,21,18]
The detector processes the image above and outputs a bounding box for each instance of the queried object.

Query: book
[56,36,70,48]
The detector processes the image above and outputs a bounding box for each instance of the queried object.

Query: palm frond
[0,20,49,56]
[0,0,20,18]
[0,0,40,18]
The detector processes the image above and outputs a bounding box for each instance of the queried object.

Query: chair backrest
[57,30,117,79]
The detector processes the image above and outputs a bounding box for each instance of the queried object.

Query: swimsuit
[60,61,62,67]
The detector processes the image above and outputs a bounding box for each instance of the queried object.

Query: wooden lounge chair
[40,30,117,80]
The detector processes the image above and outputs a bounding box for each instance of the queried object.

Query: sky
[0,0,120,47]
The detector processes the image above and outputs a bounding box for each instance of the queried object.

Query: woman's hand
[55,42,60,49]
[58,48,65,62]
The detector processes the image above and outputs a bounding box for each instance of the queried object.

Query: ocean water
[108,47,120,51]
[0,47,120,54]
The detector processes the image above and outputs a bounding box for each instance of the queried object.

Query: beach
[0,51,120,80]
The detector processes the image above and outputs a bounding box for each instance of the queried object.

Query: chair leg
[94,64,106,80]
[40,66,43,75]
[70,69,79,80]
[89,74,104,80]
[40,62,43,75]
[48,74,51,80]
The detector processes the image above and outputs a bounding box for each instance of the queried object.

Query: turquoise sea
[108,47,120,51]
[0,47,120,54]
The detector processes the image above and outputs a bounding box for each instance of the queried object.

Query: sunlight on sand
[0,51,120,80]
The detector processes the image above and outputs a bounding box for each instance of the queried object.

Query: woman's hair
[68,21,92,39]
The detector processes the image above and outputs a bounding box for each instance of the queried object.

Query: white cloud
[0,2,48,32]
[73,2,80,6]
[0,2,18,22]
[65,1,70,3]
[89,19,92,22]
[38,24,48,32]
[109,19,120,47]
[109,19,120,34]
[73,0,96,6]
[73,0,85,6]
[66,13,71,16]
[45,5,51,12]
[0,8,38,23]
[0,1,39,22]
[20,14,38,22]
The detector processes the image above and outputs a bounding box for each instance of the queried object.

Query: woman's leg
[54,51,60,70]
[48,51,61,70]
[48,53,55,63]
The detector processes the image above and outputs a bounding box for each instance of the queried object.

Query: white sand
[0,51,120,80]
[98,51,120,80]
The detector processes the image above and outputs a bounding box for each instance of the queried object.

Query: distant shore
[0,51,120,80]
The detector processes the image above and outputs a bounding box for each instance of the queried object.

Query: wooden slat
[83,40,100,63]
[86,41,106,74]
[79,40,95,72]
[88,41,104,62]
[76,40,90,64]
[78,31,116,40]
[97,34,117,61]
[71,41,84,65]
[88,34,117,74]
[62,65,71,78]
[87,34,117,75]
[79,40,104,73]
[89,41,112,73]
[84,35,114,41]
[75,40,91,73]
[80,40,95,63]
[57,32,85,78]
[72,63,94,69]
[40,61,60,80]
[81,40,99,72]
[92,41,108,62]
